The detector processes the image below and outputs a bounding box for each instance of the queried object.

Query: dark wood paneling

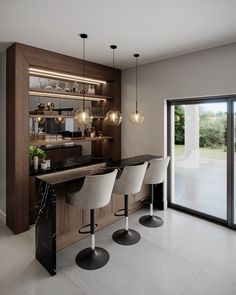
[6,42,121,234]
[17,43,117,81]
[29,175,36,224]
[6,44,29,233]
[45,146,82,163]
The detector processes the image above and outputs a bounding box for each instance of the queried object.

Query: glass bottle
[72,81,79,93]
[64,82,71,92]
[88,85,92,95]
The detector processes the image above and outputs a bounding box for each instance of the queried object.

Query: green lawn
[175,144,227,160]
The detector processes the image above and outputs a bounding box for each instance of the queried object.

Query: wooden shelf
[29,136,112,147]
[29,88,112,101]
[29,114,106,119]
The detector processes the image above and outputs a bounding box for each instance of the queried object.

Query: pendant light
[129,54,144,125]
[36,96,45,124]
[55,99,65,124]
[74,34,91,125]
[36,116,45,124]
[105,45,122,126]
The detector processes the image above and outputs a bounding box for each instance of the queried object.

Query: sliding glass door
[168,97,236,227]
[234,102,236,225]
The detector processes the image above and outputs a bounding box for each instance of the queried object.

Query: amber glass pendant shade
[54,116,65,124]
[105,45,122,126]
[75,108,92,125]
[75,33,91,125]
[129,53,144,125]
[129,111,144,125]
[105,110,122,126]
[35,116,45,124]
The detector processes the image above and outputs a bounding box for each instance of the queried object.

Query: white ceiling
[1,0,236,69]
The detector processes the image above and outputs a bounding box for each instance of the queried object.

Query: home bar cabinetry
[6,43,121,234]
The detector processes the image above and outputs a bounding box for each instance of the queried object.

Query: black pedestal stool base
[112,229,141,245]
[139,215,164,228]
[76,247,109,270]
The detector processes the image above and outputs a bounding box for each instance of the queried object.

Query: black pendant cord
[134,54,139,114]
[112,48,114,110]
[83,37,85,82]
[80,34,88,111]
[110,45,117,110]
[82,37,85,110]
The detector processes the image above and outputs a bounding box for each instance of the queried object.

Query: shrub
[199,116,226,148]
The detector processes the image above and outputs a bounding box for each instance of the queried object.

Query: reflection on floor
[175,157,226,219]
[1,208,236,295]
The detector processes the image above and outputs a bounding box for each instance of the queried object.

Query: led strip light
[29,67,107,85]
[29,90,106,102]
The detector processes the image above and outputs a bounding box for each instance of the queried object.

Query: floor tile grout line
[182,253,215,295]
[61,268,88,295]
[137,234,209,269]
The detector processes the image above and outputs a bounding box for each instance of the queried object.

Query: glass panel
[234,102,236,224]
[171,102,227,219]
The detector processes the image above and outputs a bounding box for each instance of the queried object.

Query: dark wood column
[7,44,29,233]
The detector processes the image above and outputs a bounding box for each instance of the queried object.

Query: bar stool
[112,162,148,245]
[139,157,170,228]
[66,169,117,270]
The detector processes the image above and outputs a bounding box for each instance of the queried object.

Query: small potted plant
[29,146,46,170]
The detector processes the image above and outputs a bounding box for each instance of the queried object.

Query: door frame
[167,95,236,229]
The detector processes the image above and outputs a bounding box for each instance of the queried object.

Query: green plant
[37,148,46,159]
[29,146,46,159]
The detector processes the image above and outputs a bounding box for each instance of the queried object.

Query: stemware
[38,77,42,89]
[64,82,71,92]
[45,79,53,90]
[55,81,63,91]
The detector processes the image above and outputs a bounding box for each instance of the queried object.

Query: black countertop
[107,155,160,168]
[36,154,160,185]
[30,155,111,176]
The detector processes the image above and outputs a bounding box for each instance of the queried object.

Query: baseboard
[0,209,6,224]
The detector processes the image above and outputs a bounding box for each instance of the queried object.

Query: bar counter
[35,155,162,275]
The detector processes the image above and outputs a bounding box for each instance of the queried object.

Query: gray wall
[121,43,236,158]
[0,50,6,223]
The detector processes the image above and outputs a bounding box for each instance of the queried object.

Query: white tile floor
[1,208,236,295]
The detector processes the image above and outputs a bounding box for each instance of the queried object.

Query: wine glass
[55,81,63,91]
[44,79,53,90]
[38,78,42,89]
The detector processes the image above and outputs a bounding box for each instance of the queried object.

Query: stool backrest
[144,156,170,185]
[113,162,148,195]
[67,169,118,209]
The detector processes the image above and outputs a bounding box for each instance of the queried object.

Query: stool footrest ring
[79,223,98,234]
[114,208,130,217]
